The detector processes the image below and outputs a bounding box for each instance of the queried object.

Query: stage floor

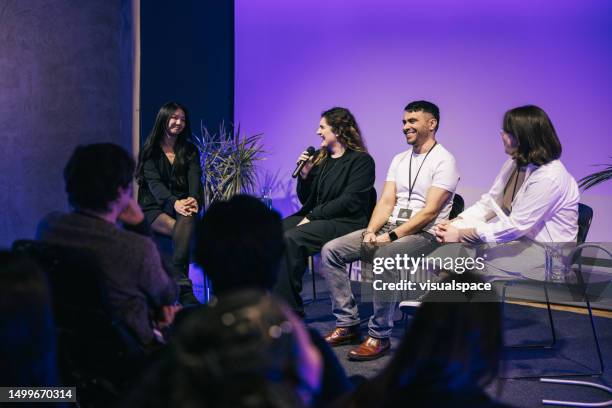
[302,274,612,408]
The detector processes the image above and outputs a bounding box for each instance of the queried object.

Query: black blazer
[138,143,203,217]
[295,149,375,228]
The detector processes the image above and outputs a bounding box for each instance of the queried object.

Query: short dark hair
[194,195,284,294]
[503,105,562,166]
[64,143,135,212]
[404,100,440,132]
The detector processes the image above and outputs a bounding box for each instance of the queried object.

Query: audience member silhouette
[36,143,179,350]
[0,251,59,388]
[191,194,353,405]
[124,290,321,407]
[338,273,511,408]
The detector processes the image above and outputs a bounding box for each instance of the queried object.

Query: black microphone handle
[291,146,316,179]
[292,159,308,178]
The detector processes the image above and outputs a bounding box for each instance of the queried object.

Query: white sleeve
[459,159,513,223]
[385,153,402,182]
[431,155,459,193]
[475,175,563,243]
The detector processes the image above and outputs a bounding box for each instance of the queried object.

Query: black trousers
[153,214,198,305]
[273,215,359,315]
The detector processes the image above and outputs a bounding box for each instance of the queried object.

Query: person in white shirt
[319,101,460,361]
[433,105,579,280]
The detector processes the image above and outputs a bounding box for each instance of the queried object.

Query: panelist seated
[273,107,376,318]
[432,105,579,281]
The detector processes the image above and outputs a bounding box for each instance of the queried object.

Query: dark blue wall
[0,0,134,247]
[140,0,234,141]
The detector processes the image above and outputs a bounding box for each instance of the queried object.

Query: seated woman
[432,105,580,281]
[340,273,510,408]
[273,107,375,316]
[137,102,203,304]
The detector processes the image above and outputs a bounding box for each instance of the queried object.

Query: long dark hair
[136,102,194,188]
[503,105,562,166]
[313,107,367,165]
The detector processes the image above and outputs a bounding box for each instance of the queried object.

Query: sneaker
[398,292,428,313]
[399,300,421,312]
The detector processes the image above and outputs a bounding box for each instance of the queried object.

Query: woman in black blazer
[274,107,375,316]
[136,102,203,304]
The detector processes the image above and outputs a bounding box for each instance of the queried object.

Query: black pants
[154,214,198,305]
[273,215,359,315]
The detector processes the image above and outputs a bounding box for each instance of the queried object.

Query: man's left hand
[375,233,391,243]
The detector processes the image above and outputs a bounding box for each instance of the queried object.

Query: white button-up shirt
[458,158,579,243]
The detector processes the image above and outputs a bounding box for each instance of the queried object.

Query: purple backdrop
[235,0,612,241]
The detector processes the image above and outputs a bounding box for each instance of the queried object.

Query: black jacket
[138,143,203,218]
[295,149,375,228]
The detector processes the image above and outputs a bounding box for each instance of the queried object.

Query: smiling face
[166,108,186,136]
[316,117,339,150]
[402,110,436,146]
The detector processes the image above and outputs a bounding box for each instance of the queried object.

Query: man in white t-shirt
[319,101,460,361]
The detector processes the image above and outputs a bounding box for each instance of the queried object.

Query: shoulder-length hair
[313,107,367,166]
[136,101,195,188]
[503,105,562,167]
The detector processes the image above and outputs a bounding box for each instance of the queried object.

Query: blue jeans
[320,226,439,339]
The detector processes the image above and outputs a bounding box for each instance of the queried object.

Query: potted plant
[191,122,265,208]
[579,157,612,190]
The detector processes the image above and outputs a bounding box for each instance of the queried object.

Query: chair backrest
[577,203,593,244]
[449,193,465,220]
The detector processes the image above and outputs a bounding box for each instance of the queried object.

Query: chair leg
[577,263,604,376]
[504,280,556,349]
[309,255,316,301]
[543,282,557,349]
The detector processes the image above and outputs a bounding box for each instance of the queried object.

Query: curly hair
[313,107,367,165]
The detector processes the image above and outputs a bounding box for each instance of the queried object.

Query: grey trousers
[320,225,439,338]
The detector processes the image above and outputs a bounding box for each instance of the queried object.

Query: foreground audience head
[347,273,502,407]
[390,273,501,391]
[125,290,322,407]
[0,251,58,386]
[195,194,284,294]
[502,105,562,166]
[64,143,135,213]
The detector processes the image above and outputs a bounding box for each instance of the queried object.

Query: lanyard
[408,141,438,203]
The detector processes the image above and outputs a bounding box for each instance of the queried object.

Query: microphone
[292,146,316,178]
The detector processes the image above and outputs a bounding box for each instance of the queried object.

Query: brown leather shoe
[347,336,390,361]
[323,325,361,347]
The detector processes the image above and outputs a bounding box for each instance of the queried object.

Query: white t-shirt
[386,143,460,234]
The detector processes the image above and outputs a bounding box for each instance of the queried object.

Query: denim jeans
[320,225,439,338]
